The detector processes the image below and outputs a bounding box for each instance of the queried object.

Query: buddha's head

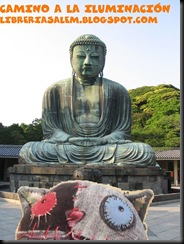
[69,34,107,82]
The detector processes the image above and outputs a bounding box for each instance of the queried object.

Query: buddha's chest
[73,83,101,124]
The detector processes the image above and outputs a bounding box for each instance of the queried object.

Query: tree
[20,118,43,143]
[130,84,180,147]
[0,123,25,144]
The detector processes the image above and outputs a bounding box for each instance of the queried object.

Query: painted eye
[100,195,134,231]
[31,192,57,217]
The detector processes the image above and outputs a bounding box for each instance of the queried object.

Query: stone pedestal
[8,164,166,195]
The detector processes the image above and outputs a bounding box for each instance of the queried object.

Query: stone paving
[146,200,181,241]
[0,198,21,240]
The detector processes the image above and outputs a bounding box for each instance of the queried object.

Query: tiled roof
[0,145,23,158]
[155,148,180,160]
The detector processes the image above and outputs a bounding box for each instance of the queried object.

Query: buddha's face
[71,45,105,80]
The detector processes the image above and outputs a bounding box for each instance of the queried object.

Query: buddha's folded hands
[69,137,108,146]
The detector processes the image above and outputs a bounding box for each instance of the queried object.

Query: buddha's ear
[17,186,49,215]
[122,189,154,230]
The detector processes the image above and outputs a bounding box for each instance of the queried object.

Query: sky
[0,0,180,126]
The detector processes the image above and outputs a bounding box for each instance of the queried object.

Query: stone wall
[8,164,167,195]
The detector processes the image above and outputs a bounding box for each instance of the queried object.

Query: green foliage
[130,84,180,147]
[0,123,25,144]
[0,119,43,144]
[20,118,43,142]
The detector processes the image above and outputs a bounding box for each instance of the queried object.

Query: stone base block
[8,163,167,195]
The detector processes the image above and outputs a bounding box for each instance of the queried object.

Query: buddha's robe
[19,78,156,166]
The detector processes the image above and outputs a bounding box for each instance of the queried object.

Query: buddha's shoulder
[103,78,128,91]
[45,78,71,90]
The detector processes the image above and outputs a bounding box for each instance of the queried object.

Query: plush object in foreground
[15,180,154,240]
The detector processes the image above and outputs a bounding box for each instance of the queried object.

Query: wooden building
[0,145,21,181]
[155,148,180,186]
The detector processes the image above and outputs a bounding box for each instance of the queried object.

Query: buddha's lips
[83,67,92,71]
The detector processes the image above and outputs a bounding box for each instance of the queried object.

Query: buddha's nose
[84,55,92,65]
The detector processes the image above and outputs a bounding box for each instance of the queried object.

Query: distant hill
[129,84,180,147]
